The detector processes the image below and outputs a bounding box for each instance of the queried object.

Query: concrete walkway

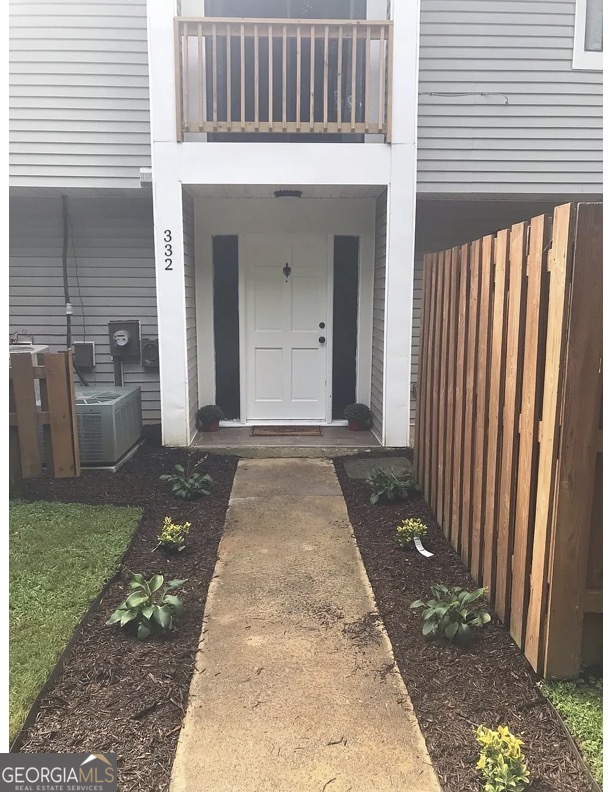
[170,459,439,792]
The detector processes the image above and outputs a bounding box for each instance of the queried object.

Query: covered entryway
[189,185,384,433]
[244,233,330,421]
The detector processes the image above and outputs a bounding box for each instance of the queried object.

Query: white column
[147,0,191,446]
[383,0,420,447]
[152,165,190,447]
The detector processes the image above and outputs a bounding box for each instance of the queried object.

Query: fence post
[451,243,470,552]
[542,203,603,679]
[423,254,437,502]
[510,214,551,647]
[436,249,451,527]
[10,353,42,478]
[430,252,444,512]
[495,221,528,623]
[470,234,495,583]
[9,374,23,494]
[66,352,81,476]
[460,239,481,567]
[524,203,575,672]
[415,254,432,490]
[482,230,510,599]
[442,247,460,539]
[43,352,80,478]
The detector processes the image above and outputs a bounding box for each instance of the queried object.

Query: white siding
[418,0,603,195]
[183,191,199,438]
[370,189,387,440]
[9,194,161,423]
[9,0,151,188]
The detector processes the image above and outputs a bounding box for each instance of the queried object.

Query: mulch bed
[14,435,238,792]
[333,451,595,792]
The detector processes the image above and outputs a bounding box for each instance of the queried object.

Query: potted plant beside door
[196,404,226,432]
[343,403,373,431]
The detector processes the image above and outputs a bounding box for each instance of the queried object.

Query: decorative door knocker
[282,262,292,282]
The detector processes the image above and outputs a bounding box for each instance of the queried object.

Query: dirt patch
[334,451,595,792]
[14,438,237,792]
[342,612,383,649]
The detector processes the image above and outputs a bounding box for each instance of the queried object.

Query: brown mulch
[15,434,238,792]
[333,451,595,792]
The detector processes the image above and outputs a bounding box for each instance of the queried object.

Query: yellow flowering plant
[396,518,428,548]
[475,725,530,792]
[156,517,191,553]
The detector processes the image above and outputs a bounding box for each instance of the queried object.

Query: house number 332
[163,230,173,270]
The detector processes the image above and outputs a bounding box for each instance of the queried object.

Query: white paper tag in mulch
[414,537,433,558]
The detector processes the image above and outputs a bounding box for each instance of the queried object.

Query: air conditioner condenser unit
[74,385,142,465]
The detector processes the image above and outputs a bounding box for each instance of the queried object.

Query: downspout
[61,195,72,350]
[61,195,89,386]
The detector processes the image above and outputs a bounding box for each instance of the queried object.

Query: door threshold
[220,420,349,428]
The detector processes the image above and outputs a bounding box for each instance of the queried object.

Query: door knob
[319,336,326,344]
[319,322,326,329]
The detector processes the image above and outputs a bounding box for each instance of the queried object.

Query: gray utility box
[75,385,142,465]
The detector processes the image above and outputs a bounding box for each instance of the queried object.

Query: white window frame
[573,0,603,70]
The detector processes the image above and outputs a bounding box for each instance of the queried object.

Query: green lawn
[542,677,603,785]
[9,500,142,741]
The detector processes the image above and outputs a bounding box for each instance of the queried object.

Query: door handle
[319,336,326,344]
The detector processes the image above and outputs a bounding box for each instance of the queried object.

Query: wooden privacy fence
[9,351,80,487]
[415,203,602,679]
[175,17,393,139]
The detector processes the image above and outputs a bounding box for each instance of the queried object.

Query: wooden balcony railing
[175,17,393,141]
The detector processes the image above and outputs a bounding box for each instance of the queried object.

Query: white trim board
[572,0,603,70]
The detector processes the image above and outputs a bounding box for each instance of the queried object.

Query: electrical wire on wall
[68,213,87,341]
[61,195,89,386]
[419,91,510,104]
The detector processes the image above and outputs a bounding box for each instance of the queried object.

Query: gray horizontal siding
[418,0,603,195]
[9,0,151,188]
[370,189,387,441]
[9,194,161,423]
[183,191,199,438]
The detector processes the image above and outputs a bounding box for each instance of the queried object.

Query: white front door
[244,234,330,421]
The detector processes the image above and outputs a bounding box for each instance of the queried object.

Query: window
[205,0,367,18]
[573,0,603,70]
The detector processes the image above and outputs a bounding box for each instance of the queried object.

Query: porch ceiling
[185,184,385,199]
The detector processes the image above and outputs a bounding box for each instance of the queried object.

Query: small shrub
[475,725,530,792]
[156,517,191,553]
[196,404,225,426]
[106,574,187,640]
[410,584,491,642]
[396,518,428,548]
[160,457,213,500]
[365,467,419,504]
[343,403,373,427]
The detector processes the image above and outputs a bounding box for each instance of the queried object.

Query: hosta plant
[106,574,187,640]
[156,517,191,553]
[396,517,428,548]
[160,457,213,500]
[475,725,530,792]
[365,467,419,505]
[410,584,491,643]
